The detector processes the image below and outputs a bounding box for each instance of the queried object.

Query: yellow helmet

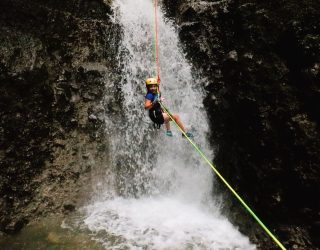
[145,77,159,86]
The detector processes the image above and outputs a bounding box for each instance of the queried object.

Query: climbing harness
[150,0,287,249]
[149,100,164,128]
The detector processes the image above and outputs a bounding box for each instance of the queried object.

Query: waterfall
[84,0,256,249]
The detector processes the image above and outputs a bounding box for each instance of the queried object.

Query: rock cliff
[0,0,120,234]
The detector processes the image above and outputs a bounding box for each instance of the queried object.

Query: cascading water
[84,0,256,249]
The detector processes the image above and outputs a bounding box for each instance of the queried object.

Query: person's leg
[162,113,172,136]
[163,112,193,137]
[163,113,186,132]
[164,119,171,131]
[171,114,186,131]
[162,113,171,130]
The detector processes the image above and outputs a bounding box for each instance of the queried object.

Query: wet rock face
[0,67,52,233]
[163,0,320,249]
[0,0,119,233]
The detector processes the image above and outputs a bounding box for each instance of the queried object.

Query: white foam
[85,197,255,249]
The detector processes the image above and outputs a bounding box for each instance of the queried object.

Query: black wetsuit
[145,92,164,128]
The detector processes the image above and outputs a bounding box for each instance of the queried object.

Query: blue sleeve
[145,93,154,101]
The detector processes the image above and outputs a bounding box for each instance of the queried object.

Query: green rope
[159,101,287,250]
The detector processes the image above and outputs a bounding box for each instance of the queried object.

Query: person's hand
[152,96,159,105]
[159,97,165,102]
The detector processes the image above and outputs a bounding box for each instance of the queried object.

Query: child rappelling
[144,0,193,138]
[144,77,193,138]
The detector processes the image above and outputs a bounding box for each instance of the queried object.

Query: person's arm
[144,99,153,110]
[144,93,162,110]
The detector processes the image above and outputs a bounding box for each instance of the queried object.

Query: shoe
[182,131,193,138]
[166,130,173,137]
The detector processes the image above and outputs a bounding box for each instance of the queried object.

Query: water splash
[85,197,254,249]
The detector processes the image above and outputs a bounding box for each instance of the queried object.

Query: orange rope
[154,0,161,83]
